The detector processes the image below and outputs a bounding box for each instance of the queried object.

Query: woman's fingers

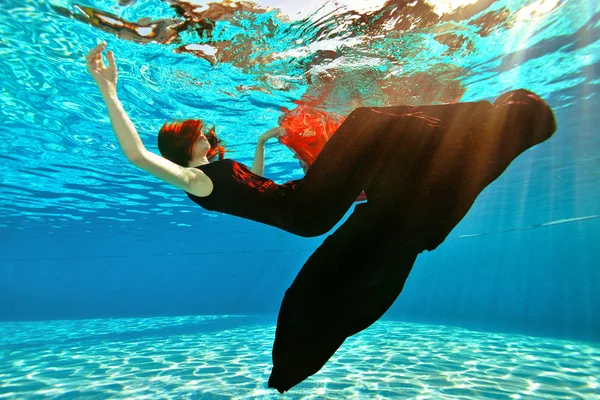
[86,42,107,67]
[87,43,104,61]
[106,50,116,69]
[92,42,106,55]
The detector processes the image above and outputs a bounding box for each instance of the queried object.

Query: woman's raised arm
[86,42,145,159]
[86,43,200,192]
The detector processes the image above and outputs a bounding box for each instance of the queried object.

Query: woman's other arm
[251,127,284,176]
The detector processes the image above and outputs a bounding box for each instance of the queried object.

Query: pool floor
[1,315,598,399]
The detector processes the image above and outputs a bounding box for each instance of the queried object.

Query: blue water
[1,0,599,398]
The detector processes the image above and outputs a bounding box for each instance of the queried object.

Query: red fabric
[278,105,367,202]
[278,105,345,166]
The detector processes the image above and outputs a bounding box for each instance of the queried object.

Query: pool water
[1,0,598,398]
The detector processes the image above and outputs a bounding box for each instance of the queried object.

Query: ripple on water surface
[0,315,598,399]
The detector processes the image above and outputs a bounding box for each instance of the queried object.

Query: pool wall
[2,215,597,342]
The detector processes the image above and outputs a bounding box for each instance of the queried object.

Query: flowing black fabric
[185,89,557,393]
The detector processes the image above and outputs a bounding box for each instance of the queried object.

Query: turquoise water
[1,0,599,398]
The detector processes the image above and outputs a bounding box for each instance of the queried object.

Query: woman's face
[193,133,211,158]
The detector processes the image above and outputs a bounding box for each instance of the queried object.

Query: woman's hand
[86,42,118,93]
[259,126,284,144]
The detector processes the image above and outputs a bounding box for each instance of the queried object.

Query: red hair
[157,119,228,166]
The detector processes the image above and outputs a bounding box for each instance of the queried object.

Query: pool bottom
[0,315,598,399]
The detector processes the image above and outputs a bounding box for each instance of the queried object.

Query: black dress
[185,89,557,393]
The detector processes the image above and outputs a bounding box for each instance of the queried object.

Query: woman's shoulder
[185,158,238,197]
[185,167,214,198]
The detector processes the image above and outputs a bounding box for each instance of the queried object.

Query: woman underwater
[86,42,557,393]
